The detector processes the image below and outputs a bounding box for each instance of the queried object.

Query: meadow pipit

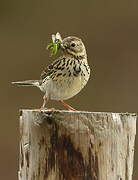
[12,33,90,111]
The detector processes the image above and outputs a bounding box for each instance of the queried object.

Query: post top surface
[20,109,137,117]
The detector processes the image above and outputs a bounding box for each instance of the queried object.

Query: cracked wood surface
[18,110,137,180]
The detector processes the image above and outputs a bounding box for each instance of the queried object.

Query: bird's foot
[40,107,48,110]
[40,107,56,111]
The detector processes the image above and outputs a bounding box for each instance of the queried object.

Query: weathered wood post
[18,110,137,180]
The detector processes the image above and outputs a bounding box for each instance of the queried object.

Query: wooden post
[18,110,137,180]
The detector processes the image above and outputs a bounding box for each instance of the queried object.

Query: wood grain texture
[18,110,137,180]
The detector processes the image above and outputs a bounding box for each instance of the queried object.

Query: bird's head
[61,36,86,58]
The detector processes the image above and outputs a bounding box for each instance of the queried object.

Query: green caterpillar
[47,32,63,56]
[47,39,62,56]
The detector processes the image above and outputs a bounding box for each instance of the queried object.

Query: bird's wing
[40,56,65,81]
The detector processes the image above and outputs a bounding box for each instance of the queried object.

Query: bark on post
[18,110,137,180]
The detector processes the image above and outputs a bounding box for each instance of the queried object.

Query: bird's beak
[59,43,67,50]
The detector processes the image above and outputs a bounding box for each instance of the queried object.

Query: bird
[12,33,90,111]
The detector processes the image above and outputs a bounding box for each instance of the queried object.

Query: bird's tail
[12,80,40,87]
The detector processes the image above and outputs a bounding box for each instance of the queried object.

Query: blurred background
[0,0,138,179]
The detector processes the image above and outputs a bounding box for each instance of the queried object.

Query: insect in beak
[47,32,63,56]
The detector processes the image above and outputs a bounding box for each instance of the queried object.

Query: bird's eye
[71,43,76,47]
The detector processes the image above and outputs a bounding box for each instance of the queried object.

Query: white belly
[41,73,89,101]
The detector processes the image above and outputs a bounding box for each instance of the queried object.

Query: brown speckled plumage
[12,34,90,110]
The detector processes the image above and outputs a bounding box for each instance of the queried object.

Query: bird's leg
[59,100,77,111]
[41,97,48,109]
[40,98,56,110]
